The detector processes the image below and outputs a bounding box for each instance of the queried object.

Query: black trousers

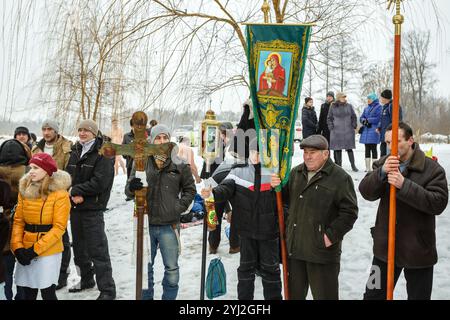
[208,202,239,249]
[59,229,71,275]
[237,237,282,300]
[288,259,340,300]
[333,150,356,167]
[365,144,378,159]
[20,285,57,300]
[70,210,116,295]
[363,256,433,300]
[2,252,25,300]
[380,142,388,157]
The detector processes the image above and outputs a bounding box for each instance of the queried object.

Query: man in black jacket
[201,137,282,300]
[65,119,116,300]
[317,91,334,145]
[125,124,196,300]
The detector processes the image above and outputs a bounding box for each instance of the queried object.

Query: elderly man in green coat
[271,135,358,300]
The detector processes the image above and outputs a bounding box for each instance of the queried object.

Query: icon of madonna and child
[257,51,292,98]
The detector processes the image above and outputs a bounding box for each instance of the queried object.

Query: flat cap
[300,135,329,150]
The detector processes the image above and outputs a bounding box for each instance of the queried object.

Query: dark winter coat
[359,100,382,145]
[377,102,403,142]
[122,130,135,171]
[327,101,357,150]
[0,211,10,283]
[213,162,279,240]
[66,137,115,212]
[0,139,31,166]
[317,101,332,143]
[301,106,318,140]
[283,158,358,264]
[125,156,196,225]
[359,143,448,268]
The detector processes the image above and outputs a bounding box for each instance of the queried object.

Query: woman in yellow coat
[10,153,71,300]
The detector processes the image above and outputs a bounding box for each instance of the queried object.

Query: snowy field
[2,137,450,300]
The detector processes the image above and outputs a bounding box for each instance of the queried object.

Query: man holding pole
[271,135,358,300]
[125,124,196,300]
[360,122,448,300]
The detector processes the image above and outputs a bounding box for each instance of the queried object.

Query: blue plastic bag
[205,258,226,299]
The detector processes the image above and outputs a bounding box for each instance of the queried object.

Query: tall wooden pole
[261,0,290,300]
[387,0,404,301]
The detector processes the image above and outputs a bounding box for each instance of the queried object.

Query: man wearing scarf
[125,124,196,300]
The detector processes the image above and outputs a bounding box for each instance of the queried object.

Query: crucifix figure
[100,111,175,300]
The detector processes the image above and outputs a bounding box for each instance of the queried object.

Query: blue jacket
[377,102,403,142]
[359,100,382,145]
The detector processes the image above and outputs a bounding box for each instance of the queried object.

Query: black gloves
[14,247,38,266]
[362,119,372,128]
[129,178,144,192]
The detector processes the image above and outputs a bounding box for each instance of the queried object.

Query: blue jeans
[142,224,180,300]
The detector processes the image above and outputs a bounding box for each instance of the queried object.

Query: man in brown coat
[32,119,73,290]
[359,122,448,300]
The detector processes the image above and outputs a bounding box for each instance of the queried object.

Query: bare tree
[361,62,393,97]
[328,34,364,94]
[401,30,434,119]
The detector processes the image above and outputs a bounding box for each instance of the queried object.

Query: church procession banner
[246,24,312,190]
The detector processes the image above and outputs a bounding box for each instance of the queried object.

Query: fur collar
[19,170,71,199]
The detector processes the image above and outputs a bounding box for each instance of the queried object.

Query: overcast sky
[0,0,449,122]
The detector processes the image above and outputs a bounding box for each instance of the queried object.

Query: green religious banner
[246,24,312,190]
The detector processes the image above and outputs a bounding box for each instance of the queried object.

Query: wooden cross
[100,111,175,300]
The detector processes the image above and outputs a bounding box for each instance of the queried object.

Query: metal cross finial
[262,0,270,23]
[387,0,405,34]
[387,0,403,13]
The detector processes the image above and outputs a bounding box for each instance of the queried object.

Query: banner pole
[387,0,404,301]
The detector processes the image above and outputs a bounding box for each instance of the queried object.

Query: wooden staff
[387,0,404,300]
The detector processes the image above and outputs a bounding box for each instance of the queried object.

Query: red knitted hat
[29,153,58,177]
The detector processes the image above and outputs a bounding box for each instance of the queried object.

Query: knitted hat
[14,127,31,140]
[42,119,60,133]
[326,91,335,99]
[367,92,378,101]
[78,119,99,136]
[381,89,393,100]
[149,124,171,144]
[29,153,58,177]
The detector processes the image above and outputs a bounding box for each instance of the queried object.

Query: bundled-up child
[201,138,282,300]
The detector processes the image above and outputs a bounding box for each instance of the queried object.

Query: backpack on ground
[205,258,226,299]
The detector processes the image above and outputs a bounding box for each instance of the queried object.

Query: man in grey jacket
[125,124,196,300]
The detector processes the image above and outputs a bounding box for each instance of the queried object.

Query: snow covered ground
[1,136,449,300]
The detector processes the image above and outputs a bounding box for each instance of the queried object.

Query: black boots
[68,278,96,293]
[333,151,342,167]
[55,272,69,290]
[347,150,359,172]
[97,291,116,300]
[334,150,358,172]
